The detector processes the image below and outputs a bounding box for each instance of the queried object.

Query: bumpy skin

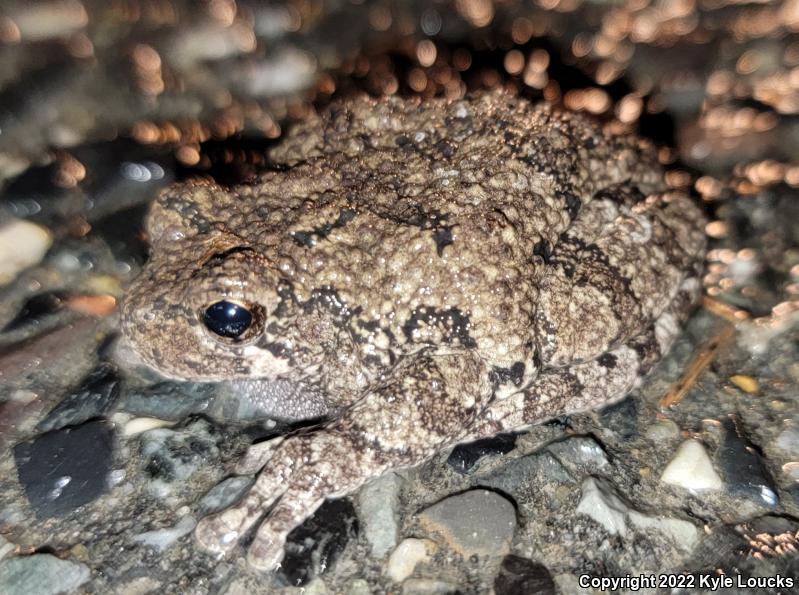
[121,91,706,570]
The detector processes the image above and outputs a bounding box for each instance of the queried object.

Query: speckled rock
[417,489,516,557]
[577,477,699,552]
[0,554,89,595]
[357,472,403,558]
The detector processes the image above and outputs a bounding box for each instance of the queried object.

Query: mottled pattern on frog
[120,91,706,570]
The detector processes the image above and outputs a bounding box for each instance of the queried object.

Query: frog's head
[120,179,343,420]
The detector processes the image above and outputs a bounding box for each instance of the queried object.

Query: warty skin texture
[121,91,706,570]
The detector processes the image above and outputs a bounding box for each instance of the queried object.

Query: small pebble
[730,374,758,394]
[661,439,723,491]
[123,417,175,437]
[576,477,630,537]
[0,218,52,285]
[198,476,254,515]
[386,538,436,583]
[358,472,402,557]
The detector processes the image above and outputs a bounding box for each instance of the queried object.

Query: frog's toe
[195,481,287,556]
[247,489,326,572]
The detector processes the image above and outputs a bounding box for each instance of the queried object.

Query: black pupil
[203,301,253,338]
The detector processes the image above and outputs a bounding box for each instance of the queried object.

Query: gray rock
[198,476,255,515]
[118,382,215,421]
[576,477,699,552]
[546,435,610,475]
[576,477,630,537]
[0,554,89,595]
[418,489,516,557]
[358,472,402,558]
[483,450,573,495]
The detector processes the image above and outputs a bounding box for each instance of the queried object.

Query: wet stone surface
[14,419,114,518]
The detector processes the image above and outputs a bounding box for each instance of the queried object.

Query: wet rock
[661,438,723,491]
[576,477,629,537]
[278,498,359,587]
[446,432,516,474]
[132,515,197,552]
[117,382,215,422]
[36,364,121,432]
[138,419,219,494]
[358,472,402,558]
[0,554,89,595]
[418,489,516,557]
[387,538,436,582]
[717,417,778,508]
[627,510,699,554]
[494,555,556,595]
[198,476,255,516]
[14,419,114,517]
[0,218,52,285]
[480,450,574,514]
[546,435,610,476]
[1,291,69,333]
[577,478,699,552]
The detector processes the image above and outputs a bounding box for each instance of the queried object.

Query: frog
[120,90,706,571]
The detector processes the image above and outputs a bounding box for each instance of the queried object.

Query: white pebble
[386,538,435,583]
[123,417,175,437]
[661,439,723,491]
[0,218,52,285]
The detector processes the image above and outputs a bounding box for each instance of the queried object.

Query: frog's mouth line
[115,333,333,422]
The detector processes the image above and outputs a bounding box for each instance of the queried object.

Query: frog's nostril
[203,300,253,338]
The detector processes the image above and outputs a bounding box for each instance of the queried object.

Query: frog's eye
[203,300,253,338]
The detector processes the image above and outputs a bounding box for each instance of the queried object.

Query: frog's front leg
[195,351,492,571]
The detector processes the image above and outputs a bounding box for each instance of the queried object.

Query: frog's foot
[195,430,372,571]
[196,352,491,571]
